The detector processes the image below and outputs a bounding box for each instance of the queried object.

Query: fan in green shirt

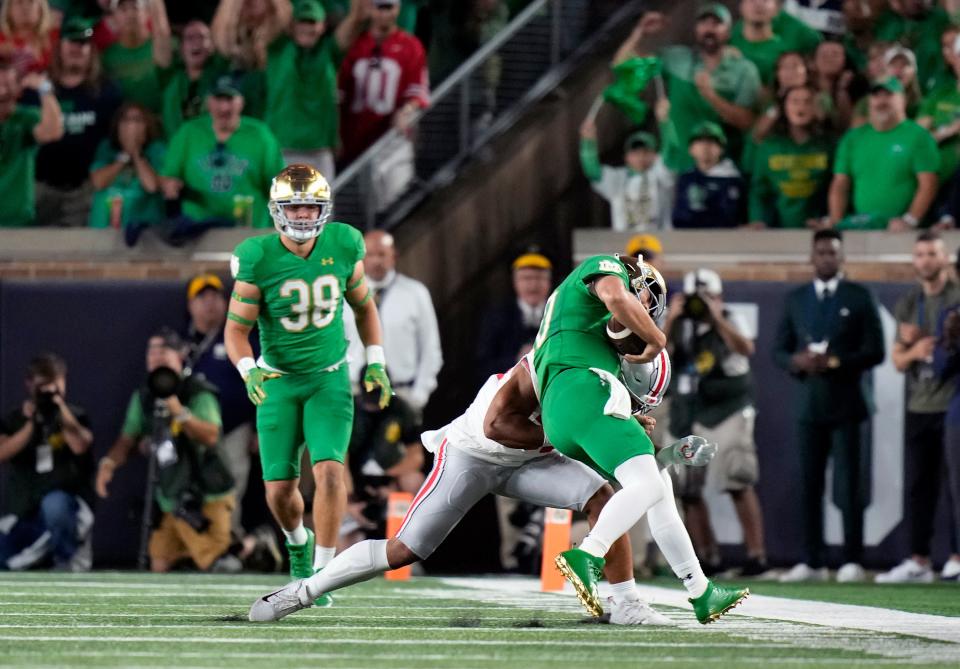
[750,86,832,228]
[161,20,228,138]
[829,78,939,231]
[265,0,364,168]
[625,6,761,172]
[918,50,960,185]
[730,3,821,86]
[100,0,173,112]
[0,67,65,227]
[874,2,952,93]
[160,77,286,229]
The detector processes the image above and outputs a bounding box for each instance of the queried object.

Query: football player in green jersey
[225,164,392,605]
[534,254,748,623]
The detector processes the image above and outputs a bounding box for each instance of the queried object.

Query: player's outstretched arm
[345,261,393,408]
[225,281,277,406]
[483,366,545,450]
[594,274,666,362]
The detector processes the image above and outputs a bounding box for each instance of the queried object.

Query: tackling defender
[248,350,717,625]
[535,254,748,622]
[225,164,392,605]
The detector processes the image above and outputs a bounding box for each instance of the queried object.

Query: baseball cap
[624,130,657,153]
[293,0,326,22]
[625,234,663,261]
[696,2,732,27]
[512,252,552,271]
[688,120,727,147]
[186,273,224,300]
[883,45,916,69]
[209,75,242,98]
[61,18,94,42]
[869,76,905,95]
[150,327,186,352]
[683,268,723,296]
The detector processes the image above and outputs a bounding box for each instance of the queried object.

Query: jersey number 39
[279,276,340,332]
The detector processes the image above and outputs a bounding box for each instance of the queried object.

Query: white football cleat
[778,563,829,583]
[249,579,312,622]
[836,563,867,583]
[875,558,934,584]
[607,596,674,626]
[940,557,960,581]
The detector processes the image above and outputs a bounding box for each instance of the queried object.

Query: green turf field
[0,572,956,669]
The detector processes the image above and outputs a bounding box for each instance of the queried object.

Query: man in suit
[773,229,884,583]
[475,252,553,383]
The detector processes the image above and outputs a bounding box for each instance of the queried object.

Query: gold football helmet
[268,164,332,243]
[618,254,668,321]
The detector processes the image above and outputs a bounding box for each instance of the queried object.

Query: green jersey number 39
[280,276,341,332]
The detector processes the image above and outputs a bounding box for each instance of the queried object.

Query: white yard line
[441,577,960,644]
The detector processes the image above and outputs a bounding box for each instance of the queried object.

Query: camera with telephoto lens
[33,387,60,429]
[146,366,181,400]
[681,292,710,321]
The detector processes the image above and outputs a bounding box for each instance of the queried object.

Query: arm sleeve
[400,39,430,107]
[836,289,886,371]
[731,60,761,109]
[230,239,263,285]
[411,283,443,405]
[579,137,603,182]
[120,392,145,439]
[577,255,630,299]
[912,128,940,174]
[189,391,222,431]
[772,298,800,375]
[160,124,187,178]
[833,131,853,176]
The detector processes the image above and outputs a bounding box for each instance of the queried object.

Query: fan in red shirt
[338,0,428,164]
[0,0,57,76]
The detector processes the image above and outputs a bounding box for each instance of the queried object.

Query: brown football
[606,317,647,356]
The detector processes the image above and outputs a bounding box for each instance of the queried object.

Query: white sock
[608,579,640,604]
[579,455,664,558]
[283,523,308,545]
[304,539,390,600]
[648,469,708,598]
[314,546,336,570]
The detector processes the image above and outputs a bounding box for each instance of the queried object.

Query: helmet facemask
[617,254,668,321]
[269,198,332,244]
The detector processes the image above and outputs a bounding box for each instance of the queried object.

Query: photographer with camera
[663,269,768,577]
[0,353,94,571]
[96,328,234,572]
[340,366,424,550]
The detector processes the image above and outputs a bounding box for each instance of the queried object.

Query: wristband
[365,345,386,366]
[116,152,131,165]
[236,357,257,378]
[37,80,53,96]
[99,456,117,470]
[902,213,919,228]
[175,407,193,424]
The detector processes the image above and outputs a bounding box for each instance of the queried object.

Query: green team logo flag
[602,56,661,124]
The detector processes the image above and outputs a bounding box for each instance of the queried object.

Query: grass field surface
[0,572,957,669]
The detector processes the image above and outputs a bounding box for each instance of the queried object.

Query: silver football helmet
[620,349,672,415]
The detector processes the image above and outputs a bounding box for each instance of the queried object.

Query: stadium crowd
[5,0,960,585]
[583,0,960,233]
[0,0,520,236]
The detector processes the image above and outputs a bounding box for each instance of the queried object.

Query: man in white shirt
[344,231,442,414]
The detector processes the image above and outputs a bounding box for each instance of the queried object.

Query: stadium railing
[331,0,644,230]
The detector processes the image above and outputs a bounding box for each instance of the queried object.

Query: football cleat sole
[554,554,604,617]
